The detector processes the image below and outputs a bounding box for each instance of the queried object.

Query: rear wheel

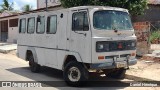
[28,54,40,73]
[63,61,89,86]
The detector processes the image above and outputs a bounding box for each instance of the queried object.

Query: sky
[0,0,37,10]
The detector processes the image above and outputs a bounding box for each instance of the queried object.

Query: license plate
[116,62,126,68]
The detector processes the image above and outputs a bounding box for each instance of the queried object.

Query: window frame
[19,18,26,34]
[36,16,45,34]
[72,11,89,31]
[47,15,57,34]
[27,17,35,34]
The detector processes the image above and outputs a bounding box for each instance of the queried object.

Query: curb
[0,49,16,54]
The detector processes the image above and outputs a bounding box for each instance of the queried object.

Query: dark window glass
[9,18,18,27]
[37,16,45,33]
[72,12,89,31]
[47,15,57,34]
[19,19,26,33]
[27,17,35,33]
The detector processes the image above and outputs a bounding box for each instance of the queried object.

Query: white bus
[17,6,137,86]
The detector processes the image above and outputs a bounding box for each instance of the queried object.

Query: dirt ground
[126,60,160,81]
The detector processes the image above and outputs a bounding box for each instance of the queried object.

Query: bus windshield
[93,10,133,30]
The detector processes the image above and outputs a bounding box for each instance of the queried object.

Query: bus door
[68,9,92,63]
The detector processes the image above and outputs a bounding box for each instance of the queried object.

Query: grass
[149,31,160,43]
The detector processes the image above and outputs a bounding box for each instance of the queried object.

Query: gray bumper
[89,59,137,69]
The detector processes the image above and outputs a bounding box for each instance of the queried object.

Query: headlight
[126,40,136,50]
[131,41,136,47]
[96,42,109,52]
[97,44,104,50]
[127,40,136,47]
[131,42,135,47]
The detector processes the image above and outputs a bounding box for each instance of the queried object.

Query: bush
[60,0,148,15]
[149,31,160,44]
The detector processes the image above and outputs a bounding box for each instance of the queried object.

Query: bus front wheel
[63,61,89,86]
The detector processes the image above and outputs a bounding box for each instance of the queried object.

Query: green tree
[22,4,32,12]
[60,0,148,15]
[0,0,14,12]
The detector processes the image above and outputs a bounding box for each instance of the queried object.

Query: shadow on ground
[6,66,157,89]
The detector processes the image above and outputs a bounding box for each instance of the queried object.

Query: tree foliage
[60,0,148,15]
[22,4,32,12]
[0,0,14,12]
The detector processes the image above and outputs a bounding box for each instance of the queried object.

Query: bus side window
[47,15,57,34]
[36,16,45,34]
[72,12,89,31]
[19,19,26,33]
[27,17,35,34]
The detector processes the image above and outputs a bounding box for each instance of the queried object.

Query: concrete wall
[7,27,18,43]
[37,0,61,9]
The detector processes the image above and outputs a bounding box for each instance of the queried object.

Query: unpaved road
[126,60,160,81]
[0,52,159,90]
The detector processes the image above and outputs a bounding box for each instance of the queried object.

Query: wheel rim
[68,67,81,82]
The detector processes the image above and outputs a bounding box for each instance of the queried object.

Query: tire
[105,68,126,79]
[63,61,89,86]
[28,54,40,73]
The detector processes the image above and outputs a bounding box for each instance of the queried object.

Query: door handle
[74,31,87,37]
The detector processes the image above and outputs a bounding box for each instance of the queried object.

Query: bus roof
[68,6,128,12]
[19,6,128,16]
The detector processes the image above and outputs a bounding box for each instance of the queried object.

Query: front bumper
[89,58,137,69]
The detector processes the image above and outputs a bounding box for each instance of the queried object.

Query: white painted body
[17,6,137,71]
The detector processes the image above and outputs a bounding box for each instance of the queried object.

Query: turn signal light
[131,52,136,56]
[98,56,105,60]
